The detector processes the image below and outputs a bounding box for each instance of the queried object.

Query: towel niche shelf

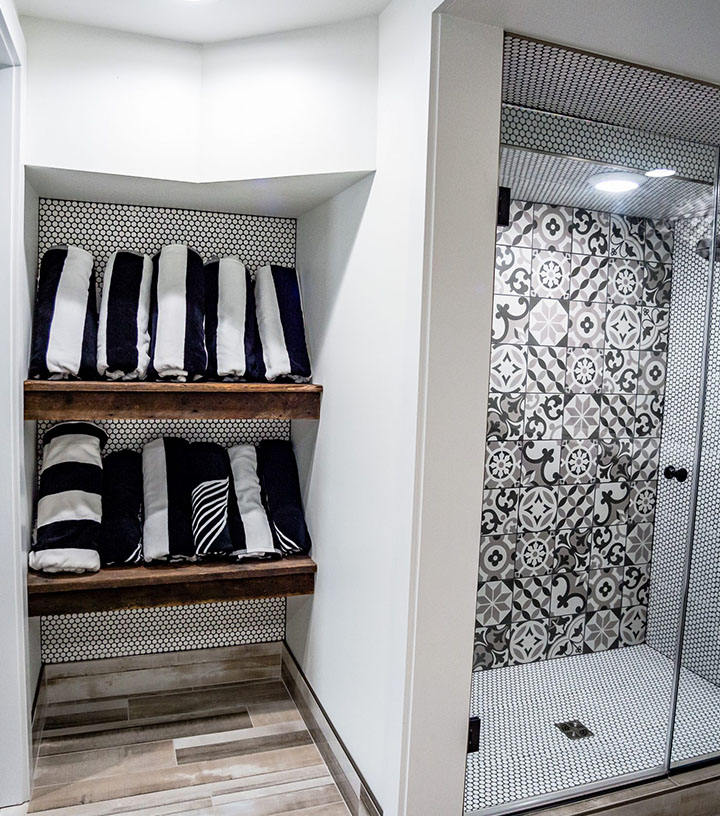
[23,380,323,420]
[27,556,317,616]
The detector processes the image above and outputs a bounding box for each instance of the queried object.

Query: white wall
[22,17,201,180]
[289,0,443,811]
[201,18,377,181]
[0,0,33,805]
[21,16,377,183]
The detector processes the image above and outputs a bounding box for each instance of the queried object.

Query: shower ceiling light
[645,168,677,178]
[587,172,646,193]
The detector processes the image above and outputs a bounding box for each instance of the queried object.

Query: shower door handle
[664,465,688,482]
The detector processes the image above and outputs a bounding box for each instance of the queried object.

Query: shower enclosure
[465,36,720,815]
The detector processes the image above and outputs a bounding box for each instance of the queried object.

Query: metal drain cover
[555,720,594,740]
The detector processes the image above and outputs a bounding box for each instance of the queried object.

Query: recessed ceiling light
[645,168,677,178]
[588,172,646,193]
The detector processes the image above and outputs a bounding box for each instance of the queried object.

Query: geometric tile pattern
[646,215,713,663]
[40,598,286,662]
[464,644,720,814]
[502,35,720,147]
[36,198,297,662]
[477,200,673,669]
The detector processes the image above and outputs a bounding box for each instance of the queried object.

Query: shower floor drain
[555,720,594,740]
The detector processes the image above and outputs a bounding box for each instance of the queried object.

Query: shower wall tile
[475,199,674,670]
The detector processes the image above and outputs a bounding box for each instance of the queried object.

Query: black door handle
[664,465,688,482]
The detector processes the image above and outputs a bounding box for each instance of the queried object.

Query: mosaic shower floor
[464,644,720,814]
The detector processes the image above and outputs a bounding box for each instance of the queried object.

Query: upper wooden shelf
[27,555,317,616]
[23,381,323,420]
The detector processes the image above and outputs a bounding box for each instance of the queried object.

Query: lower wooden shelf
[27,556,317,616]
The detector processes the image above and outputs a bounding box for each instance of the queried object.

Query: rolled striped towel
[257,440,311,556]
[227,444,280,560]
[149,245,207,381]
[29,422,107,573]
[254,265,311,382]
[97,251,153,380]
[99,450,143,566]
[29,246,98,380]
[204,256,263,381]
[188,442,234,558]
[142,437,194,562]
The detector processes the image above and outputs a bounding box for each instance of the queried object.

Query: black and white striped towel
[188,442,234,558]
[254,265,311,382]
[227,444,280,560]
[142,437,195,562]
[149,245,207,381]
[99,450,144,566]
[97,251,153,380]
[29,422,107,573]
[257,440,312,555]
[204,256,263,381]
[29,246,98,380]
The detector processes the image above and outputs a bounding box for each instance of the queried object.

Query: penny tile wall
[474,199,673,670]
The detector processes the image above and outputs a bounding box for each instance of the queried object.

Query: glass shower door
[668,150,720,769]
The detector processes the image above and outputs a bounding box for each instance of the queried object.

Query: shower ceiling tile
[499,147,714,221]
[503,36,720,146]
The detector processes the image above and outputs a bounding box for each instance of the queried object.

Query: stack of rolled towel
[29,424,312,573]
[29,244,311,383]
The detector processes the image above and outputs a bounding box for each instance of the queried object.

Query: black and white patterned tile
[477,198,672,666]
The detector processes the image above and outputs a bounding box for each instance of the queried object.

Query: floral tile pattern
[475,199,673,668]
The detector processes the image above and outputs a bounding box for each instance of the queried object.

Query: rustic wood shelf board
[24,381,323,420]
[27,556,317,616]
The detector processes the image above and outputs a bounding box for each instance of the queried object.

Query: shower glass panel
[464,118,719,814]
[670,156,720,768]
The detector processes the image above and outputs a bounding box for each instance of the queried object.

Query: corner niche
[23,165,367,619]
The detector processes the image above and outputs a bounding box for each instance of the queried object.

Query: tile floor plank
[30,655,350,816]
[210,783,342,815]
[34,740,178,788]
[40,711,253,756]
[30,745,325,811]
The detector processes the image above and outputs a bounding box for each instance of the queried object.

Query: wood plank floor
[29,676,351,816]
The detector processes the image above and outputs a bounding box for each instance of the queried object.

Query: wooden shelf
[27,556,317,616]
[24,381,323,420]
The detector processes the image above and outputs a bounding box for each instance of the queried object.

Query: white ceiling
[15,0,391,43]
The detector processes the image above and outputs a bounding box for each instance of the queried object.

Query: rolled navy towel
[257,440,311,556]
[254,265,311,382]
[29,246,98,380]
[227,444,280,560]
[188,442,234,558]
[29,421,107,573]
[97,251,153,380]
[149,245,207,381]
[99,450,143,566]
[204,256,264,381]
[142,437,194,562]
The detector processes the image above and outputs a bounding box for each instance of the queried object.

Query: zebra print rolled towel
[29,422,107,573]
[97,251,153,380]
[99,450,143,566]
[254,265,311,382]
[204,257,263,381]
[149,245,207,381]
[227,444,280,560]
[188,442,234,558]
[142,437,195,562]
[257,440,312,556]
[29,246,98,380]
